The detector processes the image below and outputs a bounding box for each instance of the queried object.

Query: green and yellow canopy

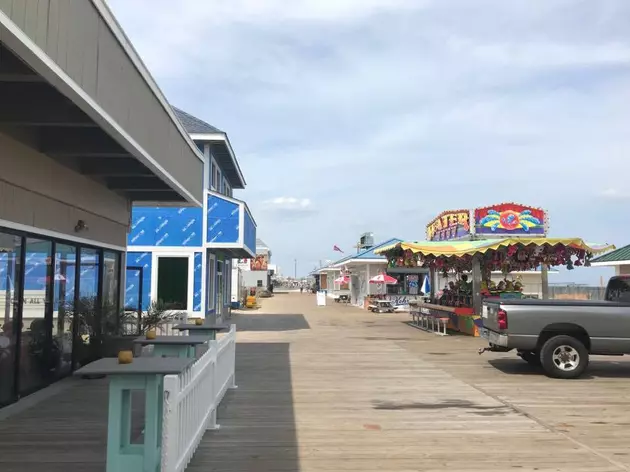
[375,238,615,258]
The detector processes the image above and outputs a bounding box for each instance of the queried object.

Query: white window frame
[211,157,220,191]
[206,252,216,313]
[222,177,231,197]
[215,167,222,193]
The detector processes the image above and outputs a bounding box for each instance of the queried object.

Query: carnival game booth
[376,238,614,336]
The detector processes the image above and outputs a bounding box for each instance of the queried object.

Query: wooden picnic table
[133,335,209,359]
[74,357,194,472]
[173,323,230,340]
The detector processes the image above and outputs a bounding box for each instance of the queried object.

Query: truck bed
[484,298,630,308]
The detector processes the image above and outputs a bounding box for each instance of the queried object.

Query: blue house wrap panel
[206,194,240,244]
[128,207,203,247]
[126,251,152,310]
[193,252,202,312]
[243,208,256,253]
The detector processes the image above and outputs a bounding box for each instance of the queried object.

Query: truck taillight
[497,309,508,330]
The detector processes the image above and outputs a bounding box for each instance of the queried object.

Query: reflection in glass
[102,251,120,335]
[0,232,22,405]
[75,248,101,367]
[20,238,52,395]
[53,244,76,377]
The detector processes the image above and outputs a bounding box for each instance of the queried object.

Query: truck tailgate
[482,301,501,332]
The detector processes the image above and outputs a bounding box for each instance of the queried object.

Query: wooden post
[429,267,436,299]
[541,264,549,300]
[472,254,483,314]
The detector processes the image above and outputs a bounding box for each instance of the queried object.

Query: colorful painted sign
[250,254,268,271]
[474,203,546,236]
[426,210,471,241]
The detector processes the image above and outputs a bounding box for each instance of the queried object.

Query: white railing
[161,324,237,472]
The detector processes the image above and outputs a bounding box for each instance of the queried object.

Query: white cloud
[262,197,314,213]
[600,188,630,200]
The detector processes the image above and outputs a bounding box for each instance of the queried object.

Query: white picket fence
[160,324,237,472]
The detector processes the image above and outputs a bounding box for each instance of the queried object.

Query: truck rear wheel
[540,335,589,379]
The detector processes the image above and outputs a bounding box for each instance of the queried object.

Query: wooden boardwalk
[2,293,630,471]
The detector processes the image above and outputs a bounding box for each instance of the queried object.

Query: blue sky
[109,0,630,282]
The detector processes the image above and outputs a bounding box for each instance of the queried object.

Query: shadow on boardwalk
[0,377,145,472]
[187,342,298,471]
[234,312,310,332]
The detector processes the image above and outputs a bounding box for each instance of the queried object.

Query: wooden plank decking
[2,293,630,471]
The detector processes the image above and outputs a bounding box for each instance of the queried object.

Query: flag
[333,245,344,253]
[421,275,431,295]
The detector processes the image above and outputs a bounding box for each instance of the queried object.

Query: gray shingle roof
[256,238,269,248]
[172,107,223,134]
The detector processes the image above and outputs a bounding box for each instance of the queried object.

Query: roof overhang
[190,132,246,189]
[332,258,385,267]
[311,266,342,275]
[0,4,204,205]
[591,261,630,267]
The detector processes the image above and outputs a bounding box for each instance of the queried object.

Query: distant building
[232,238,273,303]
[591,244,630,276]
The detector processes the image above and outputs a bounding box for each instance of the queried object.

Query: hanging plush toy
[585,252,593,267]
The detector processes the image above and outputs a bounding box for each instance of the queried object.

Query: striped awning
[374,238,615,258]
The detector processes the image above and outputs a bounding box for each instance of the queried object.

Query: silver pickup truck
[480,276,630,379]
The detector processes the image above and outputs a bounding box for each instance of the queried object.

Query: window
[0,231,22,406]
[213,165,221,192]
[223,259,231,302]
[223,178,232,197]
[209,159,214,190]
[606,277,630,302]
[0,226,123,406]
[211,160,220,190]
[206,252,216,312]
[257,280,263,287]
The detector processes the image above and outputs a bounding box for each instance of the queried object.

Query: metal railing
[120,311,189,336]
[160,325,237,472]
[522,284,607,301]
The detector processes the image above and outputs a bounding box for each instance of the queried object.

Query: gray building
[0,1,203,406]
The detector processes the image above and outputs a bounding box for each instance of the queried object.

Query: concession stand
[376,202,614,336]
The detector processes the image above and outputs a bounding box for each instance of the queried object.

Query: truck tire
[540,335,589,379]
[517,350,541,366]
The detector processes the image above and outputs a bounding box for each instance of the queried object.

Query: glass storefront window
[0,232,22,406]
[20,238,53,396]
[103,251,120,335]
[53,244,76,378]
[75,248,101,368]
[0,226,122,405]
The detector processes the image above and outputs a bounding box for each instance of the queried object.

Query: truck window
[606,277,630,302]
